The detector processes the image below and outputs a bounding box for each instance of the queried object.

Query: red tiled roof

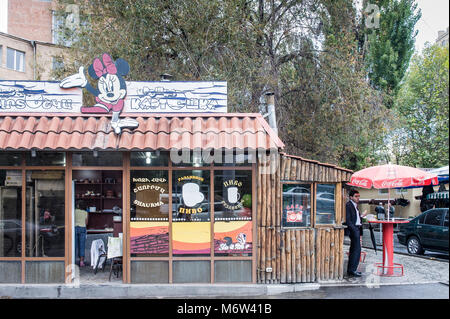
[0,113,284,150]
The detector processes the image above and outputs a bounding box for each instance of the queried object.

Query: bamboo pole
[334,228,340,279]
[301,229,306,282]
[261,226,266,284]
[281,156,287,180]
[286,230,292,283]
[322,228,327,281]
[284,157,291,180]
[291,230,296,283]
[316,229,321,281]
[339,228,344,280]
[329,229,335,279]
[310,229,315,282]
[296,159,301,180]
[281,230,286,283]
[290,159,297,180]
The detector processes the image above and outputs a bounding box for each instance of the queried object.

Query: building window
[0,170,22,259]
[6,48,25,72]
[282,183,311,227]
[378,189,389,194]
[130,170,169,257]
[316,184,336,225]
[25,171,65,257]
[72,151,122,167]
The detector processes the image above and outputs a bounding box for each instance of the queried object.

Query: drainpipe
[30,40,36,80]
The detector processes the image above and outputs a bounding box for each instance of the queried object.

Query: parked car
[397,208,449,255]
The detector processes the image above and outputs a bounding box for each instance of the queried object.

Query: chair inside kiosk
[72,170,123,282]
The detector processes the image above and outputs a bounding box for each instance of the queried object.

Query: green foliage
[392,44,449,168]
[361,0,421,106]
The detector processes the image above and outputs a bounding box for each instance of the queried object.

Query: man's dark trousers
[347,228,361,273]
[344,201,362,273]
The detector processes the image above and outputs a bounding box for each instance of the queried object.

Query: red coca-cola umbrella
[348,164,439,219]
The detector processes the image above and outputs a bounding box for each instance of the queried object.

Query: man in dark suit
[344,189,365,277]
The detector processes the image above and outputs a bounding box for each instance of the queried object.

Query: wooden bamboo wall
[257,154,352,284]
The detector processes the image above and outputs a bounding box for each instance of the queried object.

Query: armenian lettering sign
[125,81,227,113]
[0,80,82,113]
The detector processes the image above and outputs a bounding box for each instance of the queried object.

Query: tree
[359,0,421,106]
[392,44,449,168]
[53,0,391,170]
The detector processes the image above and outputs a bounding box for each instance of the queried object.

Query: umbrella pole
[387,188,391,221]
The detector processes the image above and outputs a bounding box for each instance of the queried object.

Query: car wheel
[407,236,424,255]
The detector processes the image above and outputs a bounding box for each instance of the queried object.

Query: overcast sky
[414,0,449,52]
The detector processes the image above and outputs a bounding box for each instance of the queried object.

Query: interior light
[31,150,37,157]
[93,150,98,157]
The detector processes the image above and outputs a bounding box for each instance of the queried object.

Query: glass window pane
[72,152,122,166]
[26,171,65,257]
[16,50,24,72]
[444,211,449,227]
[6,48,15,69]
[424,210,443,226]
[0,152,22,166]
[171,150,210,167]
[130,151,169,167]
[213,150,256,167]
[282,184,311,227]
[0,170,22,257]
[172,170,210,256]
[213,170,252,221]
[316,184,336,225]
[25,152,66,166]
[130,170,169,257]
[213,170,252,257]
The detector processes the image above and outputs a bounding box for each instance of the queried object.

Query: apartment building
[0,0,68,80]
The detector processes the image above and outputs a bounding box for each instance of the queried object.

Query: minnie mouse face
[88,53,130,104]
[97,73,126,103]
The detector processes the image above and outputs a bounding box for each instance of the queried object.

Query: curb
[1,280,446,299]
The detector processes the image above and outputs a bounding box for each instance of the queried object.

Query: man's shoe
[347,271,362,277]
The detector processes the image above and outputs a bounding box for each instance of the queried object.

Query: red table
[368,219,410,276]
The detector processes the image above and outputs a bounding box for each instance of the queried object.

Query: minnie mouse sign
[59,53,139,134]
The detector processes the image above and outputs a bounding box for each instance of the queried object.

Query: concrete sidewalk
[0,247,448,299]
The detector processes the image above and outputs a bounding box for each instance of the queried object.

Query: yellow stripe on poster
[172,222,211,244]
[214,221,250,233]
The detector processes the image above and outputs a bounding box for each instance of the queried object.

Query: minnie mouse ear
[115,58,130,76]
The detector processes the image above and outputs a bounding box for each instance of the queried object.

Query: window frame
[315,183,337,226]
[6,47,25,72]
[281,181,314,229]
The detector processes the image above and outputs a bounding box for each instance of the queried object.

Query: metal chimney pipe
[264,92,278,135]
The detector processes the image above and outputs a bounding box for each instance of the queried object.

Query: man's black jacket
[344,201,363,237]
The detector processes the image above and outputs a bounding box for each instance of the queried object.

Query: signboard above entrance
[0,80,227,114]
[0,80,82,113]
[125,81,227,113]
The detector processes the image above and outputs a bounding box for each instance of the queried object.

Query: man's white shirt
[351,200,361,226]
